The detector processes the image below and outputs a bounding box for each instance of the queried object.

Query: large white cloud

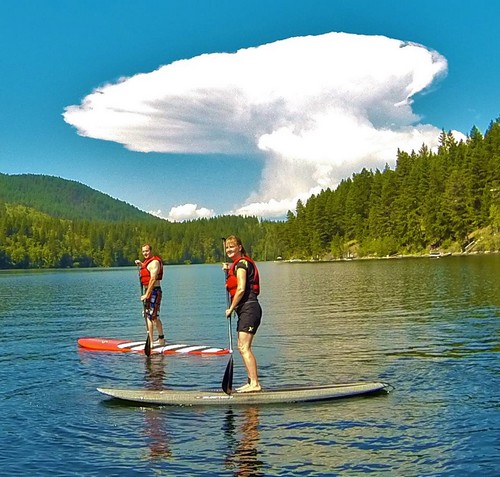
[64,32,463,219]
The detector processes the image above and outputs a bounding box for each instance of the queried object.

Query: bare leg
[236,331,261,392]
[154,318,165,345]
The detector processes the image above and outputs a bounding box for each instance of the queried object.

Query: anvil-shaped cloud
[64,32,462,220]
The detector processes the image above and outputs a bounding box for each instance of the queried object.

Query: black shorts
[236,300,262,335]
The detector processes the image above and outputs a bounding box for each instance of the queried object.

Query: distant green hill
[0,173,156,222]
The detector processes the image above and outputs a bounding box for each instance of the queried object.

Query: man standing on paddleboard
[135,244,165,347]
[224,235,262,393]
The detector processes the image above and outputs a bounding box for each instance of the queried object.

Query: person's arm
[141,260,160,301]
[226,266,247,316]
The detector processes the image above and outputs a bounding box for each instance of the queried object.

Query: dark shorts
[236,300,262,335]
[144,287,162,321]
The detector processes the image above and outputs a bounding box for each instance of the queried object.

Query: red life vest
[139,255,164,286]
[226,256,260,298]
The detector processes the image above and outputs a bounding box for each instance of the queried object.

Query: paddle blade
[144,335,151,357]
[222,355,234,395]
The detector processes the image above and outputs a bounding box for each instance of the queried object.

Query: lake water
[0,255,498,476]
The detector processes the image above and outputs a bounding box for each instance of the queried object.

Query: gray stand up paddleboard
[97,381,388,406]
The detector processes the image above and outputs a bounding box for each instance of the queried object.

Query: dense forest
[0,118,499,269]
[284,120,500,259]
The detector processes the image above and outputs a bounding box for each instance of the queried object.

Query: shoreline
[276,249,499,263]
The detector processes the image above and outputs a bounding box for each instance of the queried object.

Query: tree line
[284,120,500,259]
[0,118,499,269]
[0,206,263,268]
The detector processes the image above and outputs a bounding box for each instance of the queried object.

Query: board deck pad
[97,382,388,406]
[78,337,229,355]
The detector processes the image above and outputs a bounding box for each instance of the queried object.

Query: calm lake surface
[1,255,498,476]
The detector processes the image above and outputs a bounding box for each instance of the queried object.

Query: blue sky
[1,1,498,221]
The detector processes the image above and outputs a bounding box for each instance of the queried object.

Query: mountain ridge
[0,173,157,222]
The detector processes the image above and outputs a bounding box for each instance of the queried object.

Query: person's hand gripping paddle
[221,238,233,395]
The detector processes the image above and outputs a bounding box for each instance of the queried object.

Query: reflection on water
[143,408,173,461]
[143,355,172,460]
[144,408,172,460]
[224,407,265,477]
[144,355,167,390]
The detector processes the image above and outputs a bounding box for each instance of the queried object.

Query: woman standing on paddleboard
[224,235,262,393]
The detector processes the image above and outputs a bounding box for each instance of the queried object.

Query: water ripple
[0,258,499,476]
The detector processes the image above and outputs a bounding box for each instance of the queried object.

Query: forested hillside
[0,118,499,269]
[0,174,153,221]
[284,119,500,259]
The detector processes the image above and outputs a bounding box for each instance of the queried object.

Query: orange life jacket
[226,255,260,298]
[139,255,164,286]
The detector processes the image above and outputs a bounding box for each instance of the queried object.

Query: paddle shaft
[138,263,151,356]
[224,244,233,353]
[221,237,234,394]
[223,237,233,351]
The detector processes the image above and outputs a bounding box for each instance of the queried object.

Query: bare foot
[154,339,165,346]
[236,383,262,393]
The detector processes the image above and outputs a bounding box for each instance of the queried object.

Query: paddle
[137,263,151,357]
[221,237,234,395]
[222,314,233,394]
[144,330,151,357]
